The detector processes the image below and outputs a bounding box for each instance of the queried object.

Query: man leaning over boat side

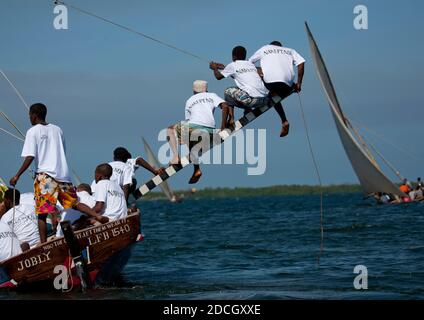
[209,45,270,129]
[165,80,231,184]
[10,103,106,243]
[249,41,306,137]
[91,163,128,222]
[0,188,39,249]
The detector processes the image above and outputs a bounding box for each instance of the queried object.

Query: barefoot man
[10,103,102,243]
[249,41,305,137]
[167,80,231,184]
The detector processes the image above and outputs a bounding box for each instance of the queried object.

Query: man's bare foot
[189,169,202,184]
[280,121,290,138]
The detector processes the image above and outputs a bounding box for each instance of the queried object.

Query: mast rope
[54,0,209,63]
[0,69,30,111]
[0,126,25,142]
[296,93,324,265]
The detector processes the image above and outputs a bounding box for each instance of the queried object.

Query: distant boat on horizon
[305,23,407,201]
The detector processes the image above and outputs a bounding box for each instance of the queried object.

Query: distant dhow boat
[305,23,406,199]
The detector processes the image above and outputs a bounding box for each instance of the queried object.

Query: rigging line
[0,69,30,111]
[360,134,404,182]
[0,127,25,142]
[296,93,324,265]
[10,188,16,257]
[0,109,25,139]
[54,0,210,63]
[348,118,421,164]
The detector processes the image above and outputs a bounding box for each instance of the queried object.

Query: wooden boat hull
[0,212,142,290]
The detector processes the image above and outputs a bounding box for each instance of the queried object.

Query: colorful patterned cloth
[0,184,7,203]
[34,173,78,215]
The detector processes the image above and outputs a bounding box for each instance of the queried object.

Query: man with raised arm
[166,80,231,184]
[249,41,306,137]
[10,103,104,243]
[209,45,269,125]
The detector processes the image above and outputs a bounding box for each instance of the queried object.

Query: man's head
[418,177,422,182]
[193,80,208,94]
[3,188,21,212]
[232,46,247,61]
[95,163,113,183]
[403,178,408,184]
[270,41,282,47]
[113,147,131,163]
[29,103,47,125]
[77,183,92,195]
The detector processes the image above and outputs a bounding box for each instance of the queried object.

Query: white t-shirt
[220,60,269,98]
[56,191,96,237]
[185,92,225,128]
[249,45,305,85]
[109,161,133,187]
[21,124,71,183]
[95,179,128,221]
[20,193,35,207]
[126,158,141,178]
[0,221,22,262]
[1,204,39,248]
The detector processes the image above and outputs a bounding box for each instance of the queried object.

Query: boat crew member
[399,179,411,194]
[249,41,306,137]
[166,80,231,184]
[209,46,269,128]
[0,220,22,262]
[0,188,39,248]
[92,164,128,221]
[9,103,101,243]
[91,147,163,202]
[417,177,423,189]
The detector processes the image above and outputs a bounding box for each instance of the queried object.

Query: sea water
[2,193,423,300]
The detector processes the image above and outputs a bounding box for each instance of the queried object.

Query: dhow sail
[305,23,405,197]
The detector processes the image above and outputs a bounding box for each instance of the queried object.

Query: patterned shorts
[34,173,78,215]
[224,87,269,109]
[174,121,214,146]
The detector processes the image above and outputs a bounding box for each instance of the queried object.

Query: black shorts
[264,82,293,100]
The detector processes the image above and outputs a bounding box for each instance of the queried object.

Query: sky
[0,0,423,192]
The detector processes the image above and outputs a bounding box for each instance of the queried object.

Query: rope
[0,126,25,142]
[0,109,25,139]
[54,0,209,63]
[10,188,17,257]
[297,93,325,265]
[0,69,29,111]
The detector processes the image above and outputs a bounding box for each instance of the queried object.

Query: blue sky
[1,0,423,192]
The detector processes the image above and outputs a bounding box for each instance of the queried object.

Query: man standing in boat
[249,41,306,137]
[10,103,105,243]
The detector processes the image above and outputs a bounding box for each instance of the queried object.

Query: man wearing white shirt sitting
[249,41,306,138]
[0,221,22,262]
[92,164,128,222]
[0,188,39,249]
[166,80,231,184]
[91,147,162,202]
[209,46,269,125]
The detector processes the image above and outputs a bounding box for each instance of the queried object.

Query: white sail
[142,137,175,201]
[305,23,405,197]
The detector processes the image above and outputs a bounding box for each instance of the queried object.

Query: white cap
[193,80,208,93]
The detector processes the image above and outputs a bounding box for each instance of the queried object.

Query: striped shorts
[224,87,269,109]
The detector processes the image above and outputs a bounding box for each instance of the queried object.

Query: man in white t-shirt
[209,46,269,127]
[249,41,306,138]
[10,103,101,243]
[91,147,163,202]
[92,164,128,221]
[0,188,39,248]
[167,80,231,184]
[0,221,22,262]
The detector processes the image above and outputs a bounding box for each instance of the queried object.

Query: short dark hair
[114,147,131,162]
[29,103,47,120]
[270,41,282,46]
[77,183,92,194]
[232,46,247,60]
[4,188,20,204]
[96,163,113,179]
